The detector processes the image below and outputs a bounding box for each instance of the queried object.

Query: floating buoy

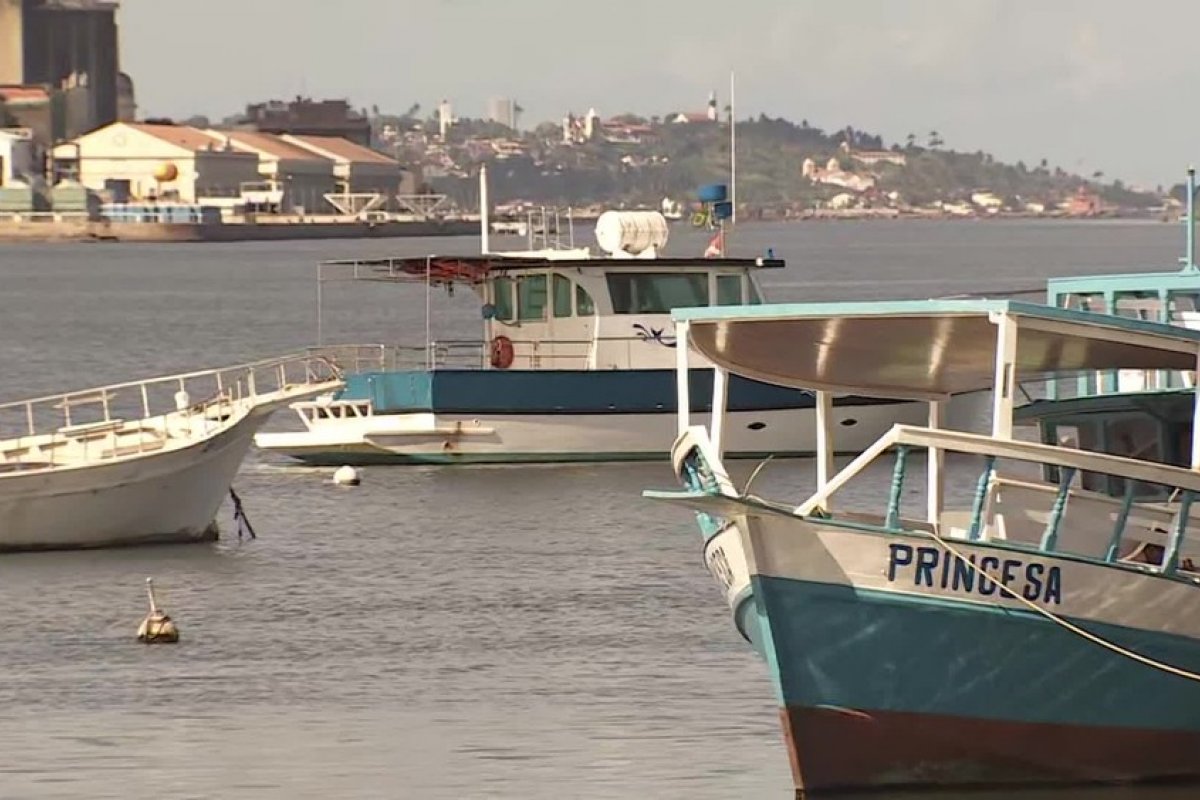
[333,465,362,486]
[136,577,179,644]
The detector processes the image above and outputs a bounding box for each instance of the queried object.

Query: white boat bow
[0,353,343,551]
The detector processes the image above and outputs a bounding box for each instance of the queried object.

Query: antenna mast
[730,70,736,226]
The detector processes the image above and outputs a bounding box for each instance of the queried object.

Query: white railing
[0,353,341,468]
[307,334,668,373]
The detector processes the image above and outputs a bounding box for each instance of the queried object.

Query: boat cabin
[315,253,781,372]
[1022,266,1200,486]
[652,299,1200,576]
[1022,168,1200,481]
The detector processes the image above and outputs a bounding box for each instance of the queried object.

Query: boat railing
[0,353,342,467]
[772,425,1200,576]
[308,335,668,372]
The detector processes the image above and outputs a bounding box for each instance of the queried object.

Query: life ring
[490,335,515,369]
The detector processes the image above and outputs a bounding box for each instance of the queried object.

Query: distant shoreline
[0,217,478,244]
[0,210,1175,245]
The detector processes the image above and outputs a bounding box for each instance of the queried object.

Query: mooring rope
[229,487,257,540]
[924,526,1200,683]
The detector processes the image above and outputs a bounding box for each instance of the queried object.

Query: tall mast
[480,164,490,255]
[730,70,736,226]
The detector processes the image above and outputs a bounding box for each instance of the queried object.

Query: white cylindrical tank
[594,211,669,256]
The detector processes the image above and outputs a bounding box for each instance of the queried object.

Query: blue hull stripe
[340,369,909,415]
[750,574,1200,732]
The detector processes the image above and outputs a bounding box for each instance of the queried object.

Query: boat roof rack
[318,255,785,286]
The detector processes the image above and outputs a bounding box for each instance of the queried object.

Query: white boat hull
[0,408,272,551]
[255,401,930,464]
[0,353,343,551]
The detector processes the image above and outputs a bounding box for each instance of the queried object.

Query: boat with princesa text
[645,298,1200,793]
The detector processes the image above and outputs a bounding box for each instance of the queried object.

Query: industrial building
[0,85,52,144]
[240,97,371,147]
[51,121,259,204]
[282,133,408,214]
[0,0,125,140]
[48,121,407,216]
[206,129,335,214]
[0,127,37,185]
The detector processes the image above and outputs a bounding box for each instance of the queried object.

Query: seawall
[0,218,478,243]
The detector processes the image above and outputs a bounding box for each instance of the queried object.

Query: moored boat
[1017,169,1200,476]
[646,299,1200,793]
[254,171,927,465]
[0,353,342,550]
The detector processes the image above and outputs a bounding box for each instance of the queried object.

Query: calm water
[0,220,1194,799]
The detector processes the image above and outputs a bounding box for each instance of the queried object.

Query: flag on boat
[704,229,724,258]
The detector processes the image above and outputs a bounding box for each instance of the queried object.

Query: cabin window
[493,277,514,321]
[552,274,573,318]
[606,272,709,314]
[716,275,743,305]
[1063,292,1107,314]
[748,278,763,305]
[517,274,548,321]
[1171,292,1200,325]
[1105,417,1166,498]
[1113,291,1161,322]
[576,284,595,316]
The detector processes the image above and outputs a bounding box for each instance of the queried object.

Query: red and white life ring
[490,335,515,369]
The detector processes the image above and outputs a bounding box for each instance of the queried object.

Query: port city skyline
[117,0,1200,188]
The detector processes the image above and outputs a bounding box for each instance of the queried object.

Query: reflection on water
[0,222,1190,797]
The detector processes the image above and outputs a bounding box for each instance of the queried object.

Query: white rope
[925,526,1200,683]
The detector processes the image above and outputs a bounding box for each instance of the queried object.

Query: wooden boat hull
[781,705,1200,791]
[707,516,1200,793]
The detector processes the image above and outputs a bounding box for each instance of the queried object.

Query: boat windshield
[606,272,709,314]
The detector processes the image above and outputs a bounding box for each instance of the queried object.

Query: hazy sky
[120,0,1195,188]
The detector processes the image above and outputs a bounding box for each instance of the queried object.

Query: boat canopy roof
[1047,265,1200,298]
[673,299,1200,400]
[319,254,784,286]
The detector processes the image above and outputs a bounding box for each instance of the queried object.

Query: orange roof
[286,134,397,165]
[127,122,225,151]
[0,85,50,104]
[211,129,328,161]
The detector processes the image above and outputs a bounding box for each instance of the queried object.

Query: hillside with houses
[372,101,1169,220]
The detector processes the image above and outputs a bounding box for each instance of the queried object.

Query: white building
[802,156,875,193]
[487,97,517,130]
[0,128,37,185]
[51,122,259,203]
[437,99,454,140]
[971,191,1004,212]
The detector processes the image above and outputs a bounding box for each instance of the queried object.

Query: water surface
[0,220,1190,798]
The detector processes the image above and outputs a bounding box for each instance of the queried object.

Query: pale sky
[119,0,1195,189]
